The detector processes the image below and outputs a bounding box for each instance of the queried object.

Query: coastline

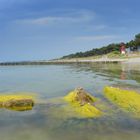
[0,57,139,66]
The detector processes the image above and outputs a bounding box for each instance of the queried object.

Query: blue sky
[0,0,140,61]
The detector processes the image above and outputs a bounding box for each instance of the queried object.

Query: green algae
[104,86,140,117]
[0,94,35,111]
[64,88,102,118]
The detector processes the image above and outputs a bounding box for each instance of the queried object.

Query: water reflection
[1,102,140,140]
[67,62,140,84]
[0,63,140,140]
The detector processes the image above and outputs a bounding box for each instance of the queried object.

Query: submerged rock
[3,99,34,111]
[64,88,102,118]
[64,87,96,105]
[104,86,140,117]
[0,94,34,111]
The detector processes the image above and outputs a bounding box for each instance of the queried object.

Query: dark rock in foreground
[3,99,34,111]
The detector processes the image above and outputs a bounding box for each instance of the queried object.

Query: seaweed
[64,88,102,118]
[0,94,34,111]
[104,86,140,117]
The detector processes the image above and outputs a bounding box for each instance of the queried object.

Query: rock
[74,87,95,105]
[0,94,35,111]
[64,87,96,106]
[0,102,3,108]
[3,99,34,107]
[64,87,102,118]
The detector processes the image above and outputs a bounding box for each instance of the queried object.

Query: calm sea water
[0,63,140,140]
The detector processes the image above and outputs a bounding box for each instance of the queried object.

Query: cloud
[85,25,107,31]
[15,10,95,25]
[94,25,107,30]
[17,16,82,25]
[77,35,118,41]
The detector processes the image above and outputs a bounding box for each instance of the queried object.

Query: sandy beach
[50,57,140,63]
[0,57,139,66]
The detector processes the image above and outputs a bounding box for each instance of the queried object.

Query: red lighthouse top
[120,43,126,53]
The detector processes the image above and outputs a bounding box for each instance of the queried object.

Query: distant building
[126,47,130,53]
[120,43,126,54]
[126,46,140,54]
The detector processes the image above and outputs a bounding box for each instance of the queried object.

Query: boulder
[64,88,102,118]
[64,87,96,105]
[3,99,34,111]
[0,94,34,111]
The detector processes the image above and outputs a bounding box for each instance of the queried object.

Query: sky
[0,0,140,61]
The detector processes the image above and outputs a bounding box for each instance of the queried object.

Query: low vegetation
[62,33,140,59]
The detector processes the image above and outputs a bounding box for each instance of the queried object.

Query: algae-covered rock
[3,99,34,111]
[0,94,34,111]
[64,87,96,105]
[104,86,140,117]
[64,88,102,118]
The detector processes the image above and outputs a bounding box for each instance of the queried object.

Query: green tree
[61,33,140,59]
[135,33,140,46]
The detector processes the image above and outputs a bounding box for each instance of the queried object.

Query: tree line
[62,33,140,59]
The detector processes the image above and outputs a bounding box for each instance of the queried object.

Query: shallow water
[0,63,140,140]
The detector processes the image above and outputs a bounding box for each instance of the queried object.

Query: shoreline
[0,57,139,66]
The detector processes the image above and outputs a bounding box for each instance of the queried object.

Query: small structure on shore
[126,46,140,53]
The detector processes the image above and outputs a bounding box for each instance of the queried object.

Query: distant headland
[0,33,140,66]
